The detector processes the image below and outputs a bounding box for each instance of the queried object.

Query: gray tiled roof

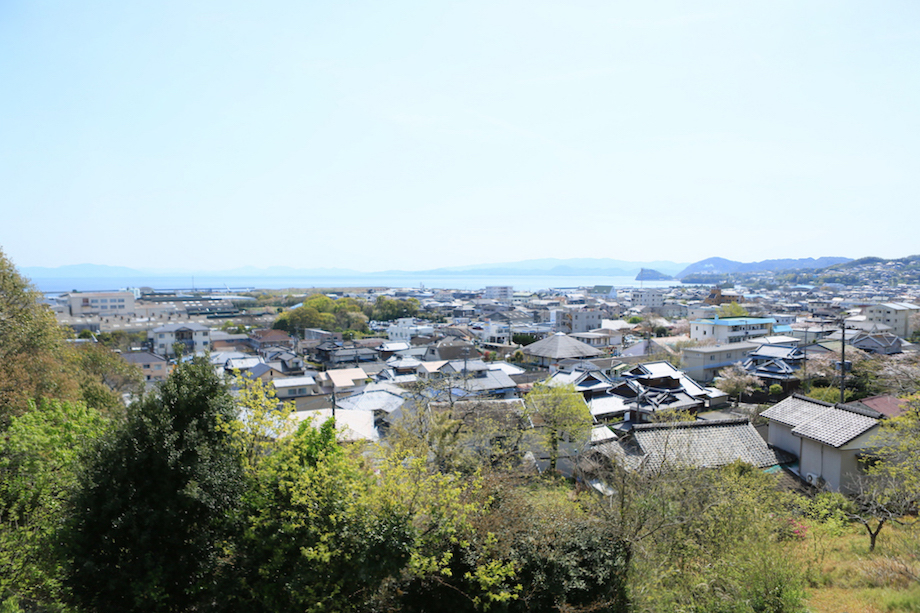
[592,419,792,471]
[633,419,793,469]
[760,395,835,428]
[522,333,602,359]
[761,394,881,448]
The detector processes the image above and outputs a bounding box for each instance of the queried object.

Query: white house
[148,323,211,357]
[760,395,883,492]
[690,316,776,344]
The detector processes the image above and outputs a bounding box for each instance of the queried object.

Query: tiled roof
[761,395,881,448]
[522,333,602,359]
[760,395,835,428]
[592,419,792,471]
[632,419,793,469]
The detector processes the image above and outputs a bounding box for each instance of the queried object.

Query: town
[48,261,920,490]
[4,250,920,613]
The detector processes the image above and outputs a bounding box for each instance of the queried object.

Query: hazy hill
[676,256,852,278]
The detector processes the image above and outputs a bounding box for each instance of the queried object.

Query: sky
[2,1,919,272]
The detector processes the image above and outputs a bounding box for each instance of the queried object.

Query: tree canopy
[64,357,245,612]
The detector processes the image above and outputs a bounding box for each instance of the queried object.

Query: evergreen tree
[64,357,244,612]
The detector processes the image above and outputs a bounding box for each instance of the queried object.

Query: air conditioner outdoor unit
[805,473,819,485]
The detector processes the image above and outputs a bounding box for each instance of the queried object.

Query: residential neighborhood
[44,270,920,492]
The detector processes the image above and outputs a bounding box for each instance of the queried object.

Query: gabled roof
[760,394,882,448]
[591,419,792,471]
[852,395,908,418]
[121,351,166,364]
[336,388,406,414]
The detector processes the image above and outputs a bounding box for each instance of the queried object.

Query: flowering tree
[715,364,763,407]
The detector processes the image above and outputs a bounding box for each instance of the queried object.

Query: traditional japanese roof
[522,333,602,360]
[590,419,792,471]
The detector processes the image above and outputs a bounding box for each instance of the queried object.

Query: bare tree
[847,474,918,552]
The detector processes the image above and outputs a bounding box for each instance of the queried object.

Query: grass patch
[793,520,919,612]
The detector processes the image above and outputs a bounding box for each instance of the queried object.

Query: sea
[34,274,682,295]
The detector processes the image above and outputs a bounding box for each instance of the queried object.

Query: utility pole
[839,318,847,404]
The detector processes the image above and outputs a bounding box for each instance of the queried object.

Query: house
[249,329,296,351]
[292,409,379,442]
[703,287,742,306]
[272,375,319,400]
[387,318,434,342]
[690,316,776,344]
[121,351,171,382]
[759,395,884,492]
[588,361,721,427]
[243,363,287,382]
[849,332,903,355]
[521,333,602,368]
[148,323,212,357]
[413,359,519,399]
[263,347,305,374]
[553,308,605,334]
[314,367,370,396]
[423,338,481,362]
[583,419,793,474]
[740,344,805,386]
[209,331,252,352]
[681,342,758,383]
[544,367,613,400]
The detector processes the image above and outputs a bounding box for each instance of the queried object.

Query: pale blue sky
[2,1,919,271]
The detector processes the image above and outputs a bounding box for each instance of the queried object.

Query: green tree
[368,296,419,322]
[716,302,749,317]
[231,418,412,613]
[845,393,920,552]
[524,383,591,472]
[74,342,144,415]
[0,249,80,422]
[0,399,108,611]
[64,357,244,612]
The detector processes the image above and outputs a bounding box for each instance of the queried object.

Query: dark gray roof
[121,351,165,364]
[522,333,602,359]
[593,419,793,471]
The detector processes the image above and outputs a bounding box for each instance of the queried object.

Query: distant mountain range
[674,257,853,279]
[21,259,691,279]
[21,256,857,281]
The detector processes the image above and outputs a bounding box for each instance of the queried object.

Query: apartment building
[64,291,136,316]
[690,316,776,344]
[148,323,211,357]
[860,302,919,338]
